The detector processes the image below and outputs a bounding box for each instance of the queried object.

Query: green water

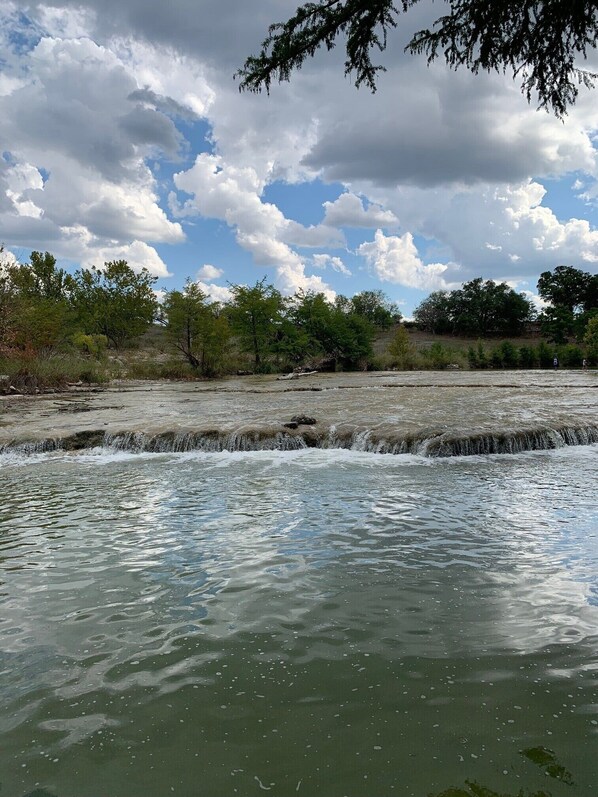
[1,447,596,796]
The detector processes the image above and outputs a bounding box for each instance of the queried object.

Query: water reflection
[1,446,597,796]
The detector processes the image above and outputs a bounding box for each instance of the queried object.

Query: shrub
[558,343,584,368]
[536,340,554,368]
[490,348,504,368]
[499,340,519,368]
[518,345,538,368]
[387,325,416,369]
[422,342,458,369]
[71,332,108,358]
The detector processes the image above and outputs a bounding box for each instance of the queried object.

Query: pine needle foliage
[237,0,598,116]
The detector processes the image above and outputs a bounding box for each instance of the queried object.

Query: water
[1,445,597,797]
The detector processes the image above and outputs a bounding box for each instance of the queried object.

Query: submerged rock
[61,430,106,450]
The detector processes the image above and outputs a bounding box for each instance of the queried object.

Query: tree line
[0,251,400,378]
[412,269,597,358]
[1,250,597,385]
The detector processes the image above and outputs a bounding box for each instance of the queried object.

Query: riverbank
[1,370,596,458]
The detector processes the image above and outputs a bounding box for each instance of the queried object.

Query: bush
[536,340,554,368]
[71,332,108,358]
[518,345,538,368]
[499,340,519,368]
[422,342,459,369]
[558,343,584,368]
[387,325,416,369]
[0,354,109,391]
[489,348,504,368]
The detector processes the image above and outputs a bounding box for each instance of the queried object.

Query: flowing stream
[1,372,597,797]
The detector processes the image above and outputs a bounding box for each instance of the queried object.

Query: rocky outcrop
[290,415,317,425]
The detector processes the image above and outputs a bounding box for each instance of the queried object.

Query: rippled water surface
[1,446,597,797]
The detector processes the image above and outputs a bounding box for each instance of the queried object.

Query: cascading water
[1,423,597,458]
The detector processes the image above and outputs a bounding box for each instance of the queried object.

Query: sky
[1,1,598,317]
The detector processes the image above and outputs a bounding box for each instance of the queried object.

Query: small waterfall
[1,424,597,459]
[103,429,309,453]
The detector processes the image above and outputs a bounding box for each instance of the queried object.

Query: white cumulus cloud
[197,264,223,281]
[358,230,449,290]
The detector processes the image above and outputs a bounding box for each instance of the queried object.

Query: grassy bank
[0,325,592,395]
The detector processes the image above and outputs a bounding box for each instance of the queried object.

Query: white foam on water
[0,437,596,471]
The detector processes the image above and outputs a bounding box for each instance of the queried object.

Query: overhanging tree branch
[236,1,406,93]
[237,0,598,116]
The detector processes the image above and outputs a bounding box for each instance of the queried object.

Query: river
[1,372,597,797]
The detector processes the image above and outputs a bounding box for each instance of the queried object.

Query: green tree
[0,252,18,356]
[8,251,74,301]
[72,260,158,348]
[499,340,519,368]
[387,324,413,368]
[518,345,538,369]
[350,289,400,329]
[163,281,231,376]
[538,305,576,344]
[4,251,77,353]
[537,266,598,343]
[413,291,453,334]
[290,290,337,361]
[558,343,584,368]
[537,265,594,313]
[583,315,598,363]
[227,278,286,370]
[290,290,374,368]
[238,1,598,116]
[536,340,555,368]
[451,278,533,337]
[422,341,454,369]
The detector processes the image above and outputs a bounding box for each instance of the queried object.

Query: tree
[537,266,594,314]
[414,279,533,337]
[0,250,18,356]
[4,251,77,353]
[538,305,576,344]
[72,260,158,348]
[290,290,337,361]
[350,289,400,328]
[290,290,374,368]
[537,265,598,342]
[413,290,453,334]
[8,251,74,301]
[387,324,414,368]
[450,278,534,337]
[583,315,598,363]
[237,1,598,116]
[163,281,231,376]
[227,278,286,370]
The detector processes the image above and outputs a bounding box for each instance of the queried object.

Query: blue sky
[1,0,598,316]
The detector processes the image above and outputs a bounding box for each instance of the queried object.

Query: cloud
[349,179,598,286]
[194,279,232,304]
[302,64,598,188]
[1,0,597,307]
[173,153,335,296]
[323,193,398,228]
[312,254,351,276]
[0,31,184,272]
[358,230,449,290]
[197,264,223,281]
[282,220,345,248]
[74,235,171,277]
